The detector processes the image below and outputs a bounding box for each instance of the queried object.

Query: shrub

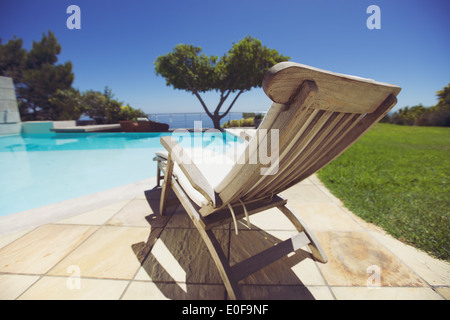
[223,117,255,128]
[385,83,450,127]
[242,112,255,119]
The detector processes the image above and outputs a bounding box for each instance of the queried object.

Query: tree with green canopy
[154,36,290,129]
[0,36,27,82]
[1,31,145,123]
[81,86,146,124]
[427,83,450,126]
[387,83,450,127]
[48,87,85,121]
[0,31,74,120]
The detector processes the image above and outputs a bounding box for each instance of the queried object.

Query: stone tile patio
[0,175,448,300]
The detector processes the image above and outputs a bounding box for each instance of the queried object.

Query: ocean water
[148,112,247,129]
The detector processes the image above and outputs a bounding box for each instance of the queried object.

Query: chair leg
[156,160,162,187]
[199,228,242,300]
[160,155,174,216]
[153,156,166,188]
[277,204,328,263]
[170,179,242,300]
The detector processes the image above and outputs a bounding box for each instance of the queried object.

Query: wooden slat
[257,112,362,197]
[263,62,401,113]
[245,110,340,199]
[242,108,320,199]
[280,113,363,191]
[240,95,396,204]
[159,154,174,216]
[220,73,399,208]
[217,80,318,207]
[233,83,318,200]
[285,94,398,188]
[262,111,346,195]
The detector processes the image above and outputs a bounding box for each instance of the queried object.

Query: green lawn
[317,123,450,261]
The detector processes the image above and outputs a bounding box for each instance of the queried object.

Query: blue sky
[1,0,449,114]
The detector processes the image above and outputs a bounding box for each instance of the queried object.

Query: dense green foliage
[318,124,450,260]
[384,83,450,127]
[0,32,74,120]
[222,113,264,128]
[49,86,146,123]
[155,36,289,129]
[0,31,145,123]
[222,117,255,128]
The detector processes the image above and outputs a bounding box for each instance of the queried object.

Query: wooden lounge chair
[153,62,401,299]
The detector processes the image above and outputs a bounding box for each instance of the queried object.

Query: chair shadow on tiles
[131,187,317,300]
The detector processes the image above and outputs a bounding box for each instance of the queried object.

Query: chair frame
[153,62,400,299]
[154,153,327,300]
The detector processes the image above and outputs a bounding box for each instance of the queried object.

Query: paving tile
[137,228,229,285]
[0,224,98,274]
[240,285,334,300]
[122,281,226,300]
[1,178,448,301]
[48,226,156,280]
[236,207,296,231]
[315,231,427,287]
[143,186,178,202]
[368,230,450,287]
[229,230,326,286]
[307,174,322,185]
[0,228,34,250]
[18,276,128,300]
[315,185,343,205]
[287,203,364,232]
[280,184,334,204]
[54,200,130,225]
[0,274,40,300]
[106,199,170,228]
[296,177,314,185]
[435,287,450,300]
[134,193,148,200]
[331,286,444,300]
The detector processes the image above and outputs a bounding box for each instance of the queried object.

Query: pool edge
[0,177,157,236]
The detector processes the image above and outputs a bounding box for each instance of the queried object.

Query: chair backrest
[216,62,401,207]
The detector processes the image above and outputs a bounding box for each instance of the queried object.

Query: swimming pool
[0,132,241,217]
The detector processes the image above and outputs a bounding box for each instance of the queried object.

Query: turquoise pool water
[0,132,241,217]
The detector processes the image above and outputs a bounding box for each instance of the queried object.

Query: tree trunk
[211,115,222,130]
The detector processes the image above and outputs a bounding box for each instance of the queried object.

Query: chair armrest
[160,136,217,207]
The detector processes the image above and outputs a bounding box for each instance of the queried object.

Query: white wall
[0,76,21,135]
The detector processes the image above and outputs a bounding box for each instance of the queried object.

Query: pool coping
[51,124,121,133]
[0,177,156,236]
